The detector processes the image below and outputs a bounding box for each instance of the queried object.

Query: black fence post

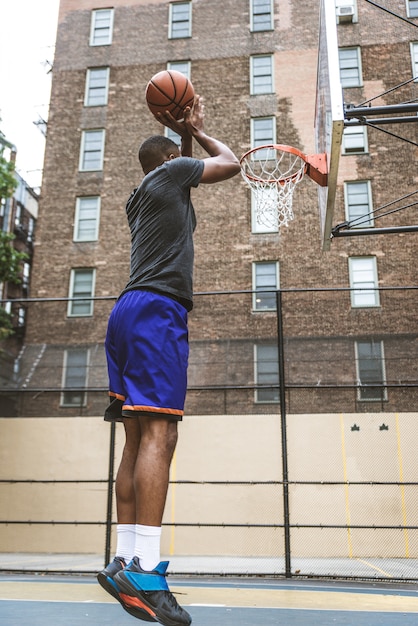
[276,289,291,578]
[104,420,116,567]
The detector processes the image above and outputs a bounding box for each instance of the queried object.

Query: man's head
[138,135,180,174]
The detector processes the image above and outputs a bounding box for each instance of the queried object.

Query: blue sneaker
[97,556,156,622]
[114,557,192,626]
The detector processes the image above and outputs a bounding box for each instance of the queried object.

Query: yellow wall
[0,413,416,558]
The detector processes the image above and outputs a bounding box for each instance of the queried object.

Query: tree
[0,133,25,339]
[0,130,18,200]
[0,232,28,340]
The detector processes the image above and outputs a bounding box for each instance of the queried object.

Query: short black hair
[138,135,180,173]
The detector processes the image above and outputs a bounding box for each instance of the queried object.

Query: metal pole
[104,420,116,567]
[332,225,418,237]
[276,290,291,578]
[345,102,418,118]
[345,116,418,126]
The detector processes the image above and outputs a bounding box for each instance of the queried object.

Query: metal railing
[0,286,417,580]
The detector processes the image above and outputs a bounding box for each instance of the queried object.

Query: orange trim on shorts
[109,391,126,401]
[122,404,184,416]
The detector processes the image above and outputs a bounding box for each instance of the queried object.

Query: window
[407,1,418,18]
[345,181,373,228]
[90,8,114,46]
[61,349,89,407]
[249,119,278,233]
[254,343,279,403]
[169,2,192,38]
[250,55,274,95]
[14,203,22,227]
[68,269,96,317]
[17,307,26,328]
[348,257,379,308]
[27,217,35,243]
[355,340,387,401]
[22,262,30,292]
[165,62,191,144]
[251,188,279,234]
[79,130,105,171]
[411,42,418,80]
[250,0,273,32]
[338,47,362,87]
[251,117,276,151]
[85,68,110,106]
[253,262,279,310]
[74,197,101,242]
[342,125,368,154]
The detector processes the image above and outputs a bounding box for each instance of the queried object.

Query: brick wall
[22,0,418,411]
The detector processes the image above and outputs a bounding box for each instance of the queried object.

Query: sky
[0,0,60,191]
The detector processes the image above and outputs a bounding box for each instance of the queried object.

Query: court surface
[1,574,418,625]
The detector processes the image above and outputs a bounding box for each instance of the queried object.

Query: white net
[240,145,306,231]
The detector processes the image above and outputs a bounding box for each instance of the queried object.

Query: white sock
[134,524,162,571]
[115,523,136,562]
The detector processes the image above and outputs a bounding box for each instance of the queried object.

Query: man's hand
[155,109,189,137]
[184,95,205,134]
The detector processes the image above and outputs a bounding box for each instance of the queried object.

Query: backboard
[315,0,345,250]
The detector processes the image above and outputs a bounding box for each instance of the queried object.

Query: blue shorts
[104,290,189,421]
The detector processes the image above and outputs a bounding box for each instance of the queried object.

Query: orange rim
[240,144,308,185]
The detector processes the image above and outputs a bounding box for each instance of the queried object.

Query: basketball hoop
[240,144,328,232]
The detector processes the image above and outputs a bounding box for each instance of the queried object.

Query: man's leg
[114,416,192,625]
[116,417,142,523]
[135,416,178,526]
[98,417,157,622]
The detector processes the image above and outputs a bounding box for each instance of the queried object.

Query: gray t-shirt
[121,156,204,311]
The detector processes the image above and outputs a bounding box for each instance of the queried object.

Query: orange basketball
[145,70,195,120]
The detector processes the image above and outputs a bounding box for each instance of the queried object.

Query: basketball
[145,70,195,120]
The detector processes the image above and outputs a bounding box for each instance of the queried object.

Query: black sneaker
[114,557,192,626]
[97,556,156,622]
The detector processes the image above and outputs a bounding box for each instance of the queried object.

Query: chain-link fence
[0,287,417,580]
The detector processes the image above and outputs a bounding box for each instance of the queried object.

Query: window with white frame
[249,119,278,232]
[348,257,380,308]
[250,55,274,95]
[407,1,418,18]
[79,130,105,171]
[335,0,357,23]
[68,269,96,317]
[22,262,30,291]
[411,42,418,79]
[74,197,101,242]
[17,307,26,328]
[169,2,192,38]
[355,340,387,401]
[251,117,276,152]
[85,68,110,106]
[165,62,191,144]
[342,125,368,154]
[90,9,114,46]
[250,0,273,32]
[253,262,279,311]
[27,217,35,243]
[345,181,373,228]
[251,188,279,234]
[254,343,279,403]
[338,47,362,87]
[61,348,89,407]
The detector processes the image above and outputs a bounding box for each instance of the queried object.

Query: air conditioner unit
[336,5,355,22]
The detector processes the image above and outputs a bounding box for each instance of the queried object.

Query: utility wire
[363,0,418,29]
[363,120,418,148]
[341,190,418,230]
[356,76,418,107]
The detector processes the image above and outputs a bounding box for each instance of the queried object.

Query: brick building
[11,0,418,417]
[0,136,38,412]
